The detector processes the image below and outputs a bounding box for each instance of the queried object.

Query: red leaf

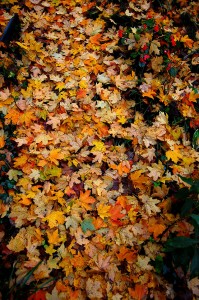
[28,290,46,300]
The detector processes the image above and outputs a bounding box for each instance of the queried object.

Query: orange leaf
[69,290,79,300]
[0,136,5,148]
[129,284,148,300]
[5,108,21,125]
[71,253,85,268]
[79,190,96,210]
[116,246,137,263]
[76,89,87,99]
[56,280,68,292]
[116,196,127,208]
[142,89,156,99]
[28,290,46,300]
[89,33,102,45]
[47,229,61,245]
[110,162,131,176]
[13,154,28,168]
[148,223,166,239]
[19,111,37,126]
[19,195,32,206]
[109,204,125,221]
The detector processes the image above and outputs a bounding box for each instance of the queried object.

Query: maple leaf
[94,253,111,270]
[110,162,131,176]
[43,211,65,228]
[29,169,40,181]
[151,56,163,72]
[97,203,111,219]
[147,161,164,181]
[148,221,166,239]
[48,149,65,165]
[116,246,137,262]
[28,290,46,300]
[19,111,37,126]
[5,108,21,125]
[35,133,53,145]
[166,148,182,163]
[92,140,106,152]
[128,284,148,300]
[47,229,62,245]
[149,40,160,55]
[86,278,103,299]
[89,33,102,45]
[13,154,28,168]
[46,116,61,129]
[74,227,89,245]
[7,228,26,252]
[79,190,96,210]
[181,35,194,48]
[142,89,156,99]
[7,169,23,181]
[81,218,95,233]
[109,204,125,221]
[44,166,62,178]
[136,255,153,271]
[140,195,160,216]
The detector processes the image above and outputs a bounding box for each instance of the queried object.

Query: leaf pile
[0,0,199,299]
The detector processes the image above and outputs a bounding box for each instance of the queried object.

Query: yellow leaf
[149,40,160,55]
[14,154,28,168]
[43,211,65,228]
[97,203,111,219]
[45,244,56,255]
[48,149,65,165]
[151,56,163,72]
[47,229,62,245]
[16,42,29,50]
[92,140,106,152]
[7,228,26,252]
[181,35,193,48]
[142,89,156,99]
[166,149,182,163]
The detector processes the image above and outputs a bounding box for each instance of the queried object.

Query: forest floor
[0,0,199,299]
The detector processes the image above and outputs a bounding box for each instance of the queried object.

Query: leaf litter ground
[0,0,199,299]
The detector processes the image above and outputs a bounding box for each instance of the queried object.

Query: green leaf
[179,175,194,185]
[192,129,199,150]
[153,181,161,187]
[45,166,62,178]
[81,218,95,233]
[190,214,199,226]
[8,71,16,78]
[180,198,195,217]
[165,237,198,251]
[169,67,178,77]
[191,181,199,194]
[143,19,155,28]
[154,255,163,274]
[190,247,199,278]
[130,52,139,59]
[134,33,140,41]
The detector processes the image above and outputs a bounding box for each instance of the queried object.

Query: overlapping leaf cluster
[0,0,199,299]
